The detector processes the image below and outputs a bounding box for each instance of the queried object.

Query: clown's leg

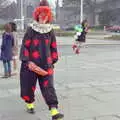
[38,71,64,119]
[20,62,37,114]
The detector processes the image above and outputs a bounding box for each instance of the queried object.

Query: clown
[19,0,64,119]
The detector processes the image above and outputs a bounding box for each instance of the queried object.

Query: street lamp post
[20,0,24,30]
[80,0,83,23]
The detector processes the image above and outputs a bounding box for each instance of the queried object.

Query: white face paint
[38,14,48,24]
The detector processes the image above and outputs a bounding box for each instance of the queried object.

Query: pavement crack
[90,85,108,92]
[85,94,105,103]
[114,115,120,118]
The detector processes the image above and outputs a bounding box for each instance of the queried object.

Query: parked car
[105,25,120,33]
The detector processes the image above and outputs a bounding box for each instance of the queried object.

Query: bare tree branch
[0,1,17,19]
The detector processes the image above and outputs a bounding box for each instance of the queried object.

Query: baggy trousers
[20,62,58,109]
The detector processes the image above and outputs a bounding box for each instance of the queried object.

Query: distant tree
[62,0,96,23]
[0,2,17,19]
[98,0,118,25]
[0,0,12,11]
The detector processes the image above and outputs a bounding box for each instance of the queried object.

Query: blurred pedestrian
[72,19,89,54]
[9,22,18,73]
[0,23,14,78]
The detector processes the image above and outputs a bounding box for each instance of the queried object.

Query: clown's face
[38,13,48,24]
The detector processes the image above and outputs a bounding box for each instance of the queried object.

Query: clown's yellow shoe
[26,103,35,114]
[50,108,64,120]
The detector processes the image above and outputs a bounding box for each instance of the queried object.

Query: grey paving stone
[0,39,120,120]
[97,116,120,120]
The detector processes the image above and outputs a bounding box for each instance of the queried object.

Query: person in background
[0,23,14,78]
[9,22,18,73]
[72,19,89,54]
[19,0,64,119]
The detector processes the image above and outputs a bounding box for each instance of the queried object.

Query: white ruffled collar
[29,21,53,33]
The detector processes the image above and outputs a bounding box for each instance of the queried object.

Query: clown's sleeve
[50,29,58,64]
[19,27,32,62]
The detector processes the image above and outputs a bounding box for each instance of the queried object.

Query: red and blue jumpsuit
[19,26,59,109]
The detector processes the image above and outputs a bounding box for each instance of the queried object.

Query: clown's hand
[27,61,48,76]
[28,61,36,71]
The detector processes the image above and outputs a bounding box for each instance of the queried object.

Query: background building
[1,0,120,28]
[57,0,120,28]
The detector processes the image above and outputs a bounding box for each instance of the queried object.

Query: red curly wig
[33,6,53,23]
